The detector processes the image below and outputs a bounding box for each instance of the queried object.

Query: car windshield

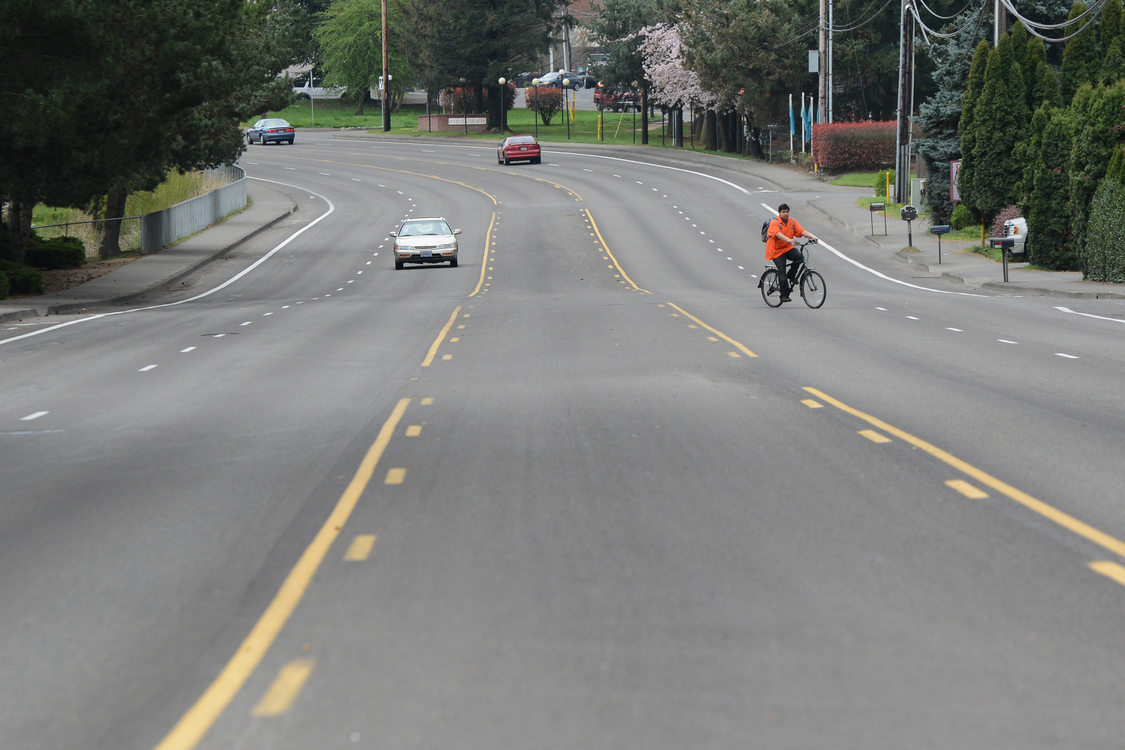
[262,119,289,128]
[509,137,535,145]
[399,221,449,237]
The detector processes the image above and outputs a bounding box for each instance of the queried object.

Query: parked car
[247,118,295,145]
[534,71,582,89]
[497,135,541,165]
[593,87,638,112]
[390,217,461,269]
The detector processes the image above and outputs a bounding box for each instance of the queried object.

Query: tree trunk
[5,198,33,264]
[701,110,716,150]
[99,186,128,260]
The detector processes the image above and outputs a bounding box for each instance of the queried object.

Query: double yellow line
[154,398,411,750]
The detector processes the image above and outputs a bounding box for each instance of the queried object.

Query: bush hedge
[0,260,42,295]
[26,236,86,269]
[812,121,895,172]
[1084,178,1125,281]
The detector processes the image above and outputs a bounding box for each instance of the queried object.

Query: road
[3,131,1125,750]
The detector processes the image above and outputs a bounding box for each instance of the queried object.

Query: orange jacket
[766,216,807,260]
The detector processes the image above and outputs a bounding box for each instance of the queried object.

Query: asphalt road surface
[4,131,1125,750]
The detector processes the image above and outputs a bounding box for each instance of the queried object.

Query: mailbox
[869,202,888,235]
[931,224,950,263]
[900,205,918,221]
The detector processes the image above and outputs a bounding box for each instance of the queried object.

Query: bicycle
[758,239,827,309]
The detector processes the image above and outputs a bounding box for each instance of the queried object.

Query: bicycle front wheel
[800,270,827,308]
[760,269,784,308]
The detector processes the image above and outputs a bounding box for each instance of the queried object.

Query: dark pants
[773,247,803,296]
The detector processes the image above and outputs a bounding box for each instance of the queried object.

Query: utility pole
[828,0,834,122]
[381,0,390,132]
[994,0,1008,44]
[819,0,828,126]
[893,0,914,204]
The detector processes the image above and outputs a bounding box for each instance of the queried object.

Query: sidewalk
[807,190,1125,300]
[0,183,296,323]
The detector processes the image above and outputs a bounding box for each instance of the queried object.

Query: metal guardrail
[30,165,247,256]
[141,165,246,253]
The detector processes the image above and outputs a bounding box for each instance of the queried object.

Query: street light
[632,80,638,144]
[563,77,571,140]
[498,77,507,133]
[596,81,604,142]
[531,79,539,138]
[459,77,467,136]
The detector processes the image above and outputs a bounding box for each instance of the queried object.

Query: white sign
[449,117,488,126]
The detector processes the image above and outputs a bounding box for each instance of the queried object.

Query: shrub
[874,169,894,197]
[0,260,42,295]
[1083,178,1125,281]
[524,86,563,125]
[811,121,896,172]
[990,205,1023,237]
[25,236,86,269]
[950,203,975,230]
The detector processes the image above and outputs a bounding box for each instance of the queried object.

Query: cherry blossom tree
[637,23,717,112]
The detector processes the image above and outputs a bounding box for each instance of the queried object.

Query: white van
[290,69,345,100]
[1003,216,1028,256]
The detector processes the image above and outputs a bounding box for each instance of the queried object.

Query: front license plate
[421,249,432,258]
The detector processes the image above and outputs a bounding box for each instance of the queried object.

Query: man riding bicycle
[766,203,820,303]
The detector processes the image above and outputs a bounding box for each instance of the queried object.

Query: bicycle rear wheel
[760,269,784,308]
[800,270,827,308]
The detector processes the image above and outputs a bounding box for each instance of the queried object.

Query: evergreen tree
[954,40,990,220]
[1026,108,1076,268]
[915,13,987,224]
[1100,0,1125,85]
[405,0,564,117]
[1060,0,1099,103]
[961,35,1024,222]
[1067,80,1125,267]
[1084,178,1125,281]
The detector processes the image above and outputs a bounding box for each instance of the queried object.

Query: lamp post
[596,81,604,142]
[563,77,571,140]
[531,79,539,138]
[632,80,638,144]
[498,77,506,133]
[459,77,467,136]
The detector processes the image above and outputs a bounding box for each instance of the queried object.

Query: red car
[497,135,541,165]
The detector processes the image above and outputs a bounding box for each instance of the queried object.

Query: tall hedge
[1068,81,1125,267]
[811,121,895,171]
[1061,1,1101,103]
[1025,107,1076,268]
[1084,178,1125,281]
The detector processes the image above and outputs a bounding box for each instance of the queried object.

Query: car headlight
[437,242,456,251]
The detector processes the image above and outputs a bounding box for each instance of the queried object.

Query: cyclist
[766,203,820,303]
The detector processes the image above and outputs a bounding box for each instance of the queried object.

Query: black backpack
[761,219,770,242]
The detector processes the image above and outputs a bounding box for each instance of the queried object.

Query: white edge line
[1055,306,1125,324]
[0,177,335,348]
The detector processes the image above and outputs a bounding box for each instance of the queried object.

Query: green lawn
[263,101,729,150]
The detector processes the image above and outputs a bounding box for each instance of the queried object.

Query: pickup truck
[593,87,638,112]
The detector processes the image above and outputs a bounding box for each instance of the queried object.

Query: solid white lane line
[1056,306,1125,324]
